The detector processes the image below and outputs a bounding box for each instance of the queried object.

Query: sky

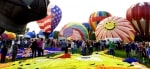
[26,0,149,34]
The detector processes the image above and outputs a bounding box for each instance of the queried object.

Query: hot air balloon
[1,31,16,39]
[82,22,95,40]
[24,32,36,38]
[82,22,92,33]
[89,11,111,31]
[95,16,135,43]
[60,22,89,40]
[0,0,49,34]
[126,2,150,41]
[37,4,62,39]
[38,30,54,38]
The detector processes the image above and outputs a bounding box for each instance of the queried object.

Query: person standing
[108,40,115,56]
[11,42,18,62]
[147,46,150,63]
[0,44,8,63]
[37,38,44,57]
[30,39,38,58]
[71,40,75,54]
[81,40,87,56]
[125,42,131,57]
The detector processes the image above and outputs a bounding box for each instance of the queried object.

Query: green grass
[113,49,150,68]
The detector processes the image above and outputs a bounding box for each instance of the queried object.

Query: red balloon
[126,2,150,36]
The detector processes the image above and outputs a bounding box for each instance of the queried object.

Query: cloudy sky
[27,0,149,33]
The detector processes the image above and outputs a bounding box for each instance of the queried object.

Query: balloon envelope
[89,11,111,31]
[126,2,150,36]
[95,16,135,42]
[1,31,16,39]
[82,22,92,33]
[60,22,89,40]
[24,32,36,38]
[37,5,62,33]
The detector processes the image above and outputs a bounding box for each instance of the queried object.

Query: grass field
[114,49,150,68]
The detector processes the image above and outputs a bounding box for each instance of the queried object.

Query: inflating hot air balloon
[82,22,95,40]
[1,31,16,39]
[126,2,150,40]
[38,30,54,38]
[95,16,135,42]
[82,22,92,33]
[60,22,89,40]
[0,0,49,34]
[24,32,36,38]
[37,4,62,38]
[89,11,111,31]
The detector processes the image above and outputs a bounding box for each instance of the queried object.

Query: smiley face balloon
[95,16,135,42]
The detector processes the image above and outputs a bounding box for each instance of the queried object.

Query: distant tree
[53,31,59,39]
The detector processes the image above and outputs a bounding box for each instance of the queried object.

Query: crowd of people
[125,41,150,63]
[1,37,150,64]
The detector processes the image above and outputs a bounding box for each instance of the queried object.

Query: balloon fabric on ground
[0,51,148,69]
[95,16,135,42]
[59,22,89,40]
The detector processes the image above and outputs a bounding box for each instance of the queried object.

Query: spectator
[37,38,44,57]
[71,40,75,54]
[108,40,115,56]
[11,42,18,62]
[131,42,137,57]
[0,44,8,63]
[147,46,150,63]
[125,42,131,57]
[30,39,38,58]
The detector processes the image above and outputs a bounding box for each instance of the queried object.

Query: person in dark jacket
[11,43,18,62]
[125,42,131,58]
[1,44,8,63]
[30,39,38,58]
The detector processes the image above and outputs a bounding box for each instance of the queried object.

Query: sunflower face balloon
[95,16,135,42]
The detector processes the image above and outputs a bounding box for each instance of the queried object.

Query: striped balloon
[95,16,135,42]
[37,5,62,33]
[89,11,111,31]
[60,22,89,40]
[126,2,150,36]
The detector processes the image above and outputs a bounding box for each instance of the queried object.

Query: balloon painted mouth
[104,21,116,30]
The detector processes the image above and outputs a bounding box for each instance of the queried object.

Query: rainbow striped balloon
[60,22,89,40]
[89,11,111,31]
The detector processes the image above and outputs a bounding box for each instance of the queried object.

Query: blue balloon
[24,32,36,38]
[82,22,92,32]
[38,30,54,38]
